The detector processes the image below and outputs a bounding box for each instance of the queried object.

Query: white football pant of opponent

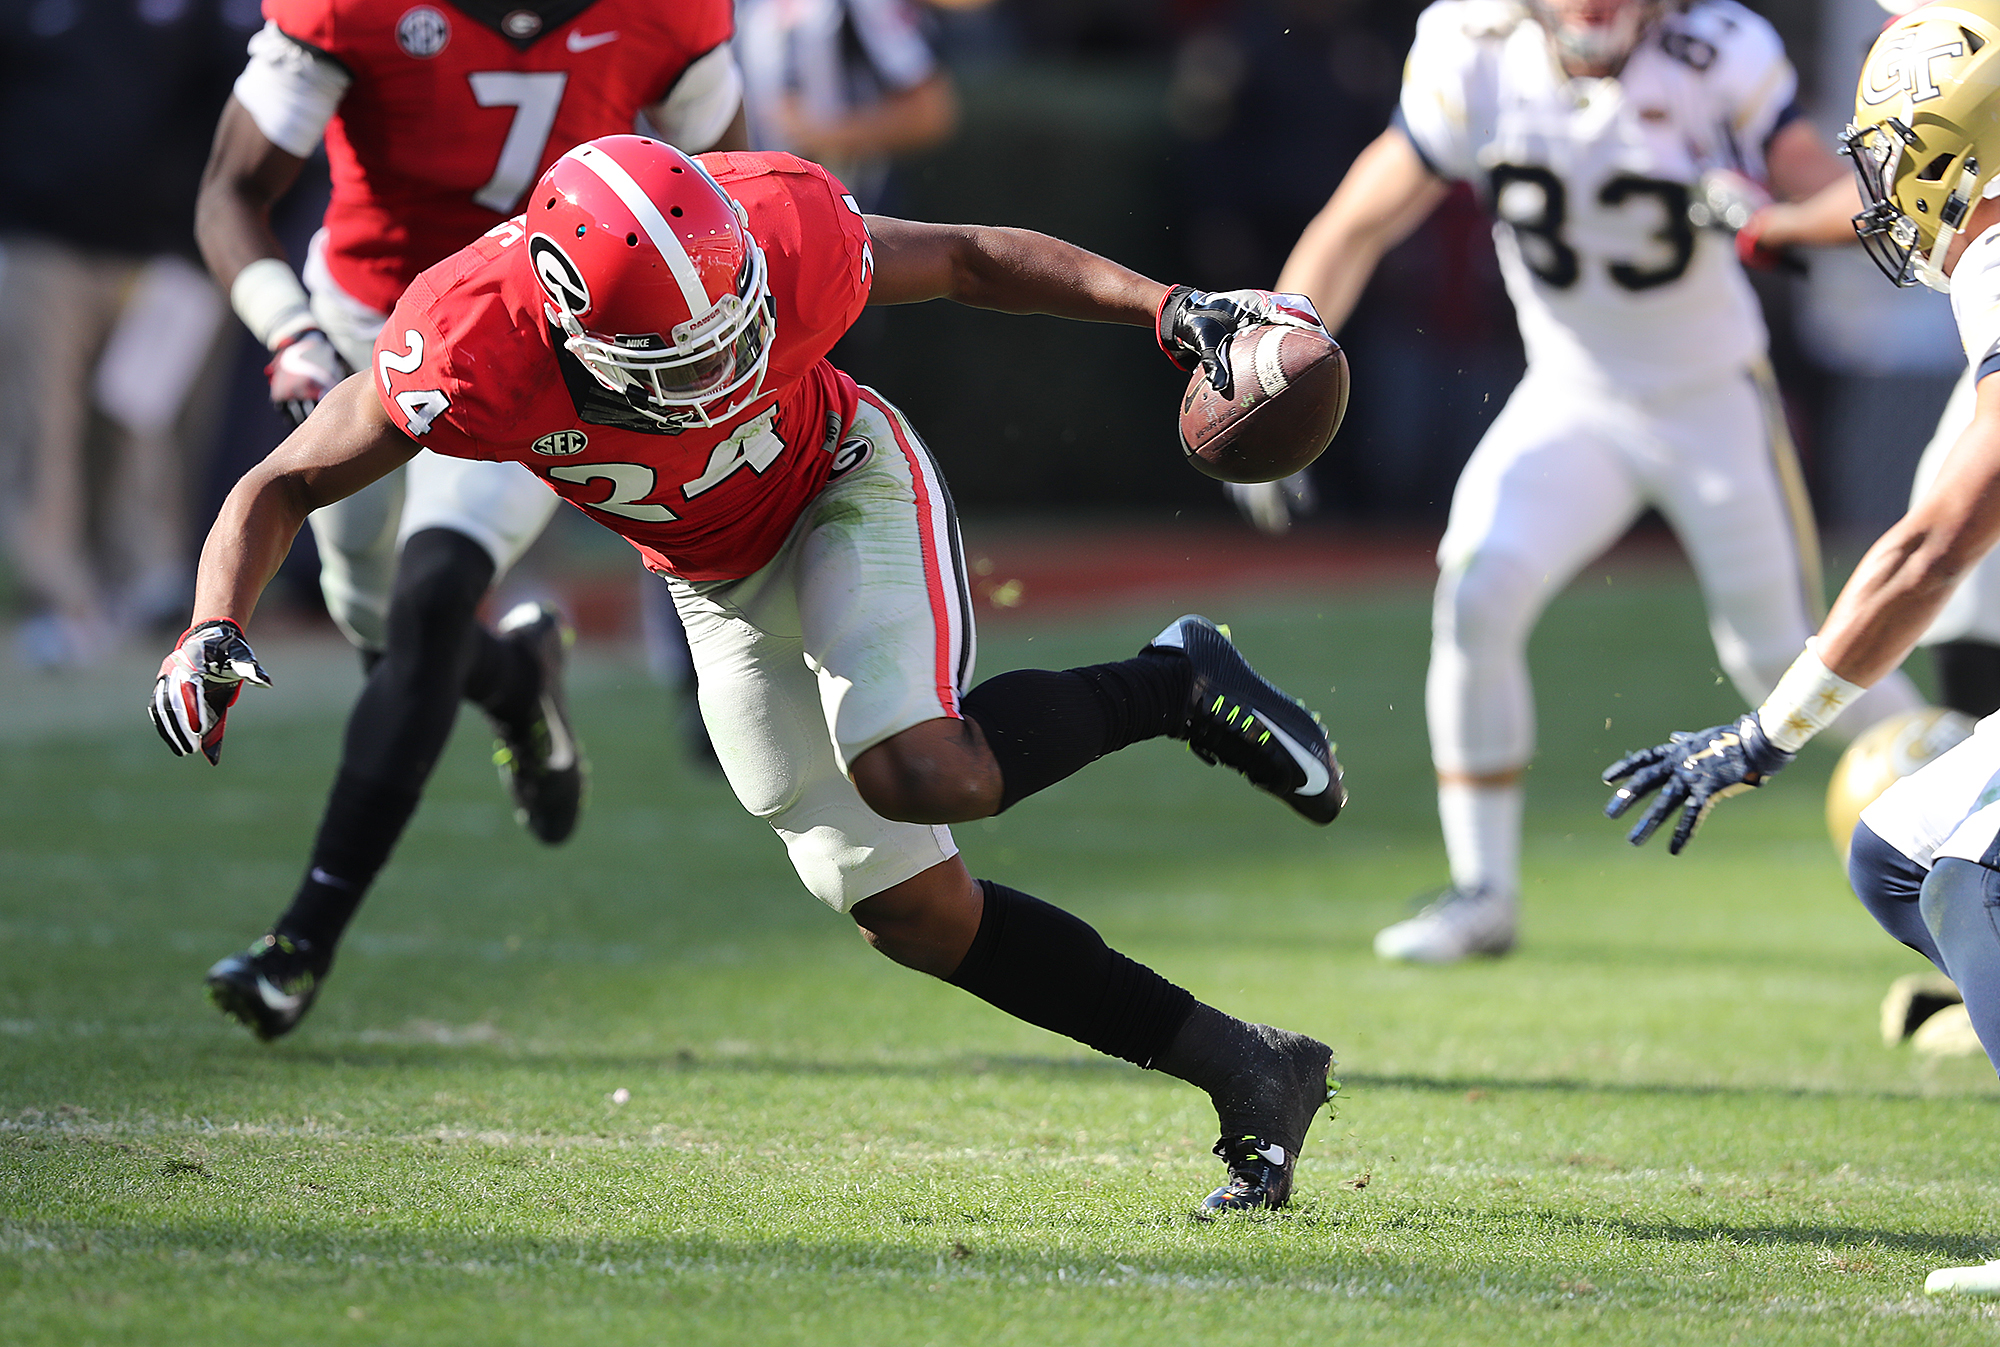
[1266,0,1921,962]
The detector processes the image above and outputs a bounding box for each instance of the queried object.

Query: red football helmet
[525,135,774,430]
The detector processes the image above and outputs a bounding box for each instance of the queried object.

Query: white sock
[1438,780,1522,897]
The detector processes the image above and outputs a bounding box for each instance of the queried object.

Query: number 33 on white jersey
[1398,0,1799,393]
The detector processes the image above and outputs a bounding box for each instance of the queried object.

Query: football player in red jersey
[156,135,1346,1213]
[193,0,746,1039]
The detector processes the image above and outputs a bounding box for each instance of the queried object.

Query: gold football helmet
[1847,0,2000,291]
[1825,706,1974,861]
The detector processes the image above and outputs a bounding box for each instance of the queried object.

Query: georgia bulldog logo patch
[396,5,450,57]
[829,433,873,480]
[529,235,590,316]
[532,430,589,457]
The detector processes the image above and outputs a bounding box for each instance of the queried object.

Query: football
[1178,325,1348,484]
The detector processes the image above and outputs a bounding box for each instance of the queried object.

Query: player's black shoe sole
[1202,1031,1338,1215]
[491,602,587,844]
[205,932,327,1041]
[1148,615,1345,824]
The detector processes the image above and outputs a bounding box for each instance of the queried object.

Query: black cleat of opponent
[490,602,587,844]
[205,932,328,1041]
[1148,615,1345,824]
[1201,1030,1338,1215]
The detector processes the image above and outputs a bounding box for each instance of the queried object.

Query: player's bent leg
[206,528,518,1039]
[307,469,406,655]
[851,857,1336,1212]
[849,717,1002,825]
[1847,820,1946,967]
[1918,858,2000,1074]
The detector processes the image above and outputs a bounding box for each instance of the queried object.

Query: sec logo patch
[396,5,450,57]
[532,430,589,457]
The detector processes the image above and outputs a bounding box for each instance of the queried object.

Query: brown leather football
[1177,325,1348,484]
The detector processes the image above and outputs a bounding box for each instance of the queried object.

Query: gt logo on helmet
[1860,33,1966,106]
[529,235,590,316]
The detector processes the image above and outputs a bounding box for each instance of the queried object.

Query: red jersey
[371,154,873,582]
[268,0,732,313]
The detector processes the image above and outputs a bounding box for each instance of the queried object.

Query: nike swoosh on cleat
[254,975,306,1014]
[1262,720,1330,797]
[1253,1143,1287,1165]
[566,29,617,51]
[540,695,576,771]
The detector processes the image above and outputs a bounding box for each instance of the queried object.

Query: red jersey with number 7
[371,152,873,582]
[265,0,732,313]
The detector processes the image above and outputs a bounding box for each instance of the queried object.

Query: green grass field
[5,564,1999,1344]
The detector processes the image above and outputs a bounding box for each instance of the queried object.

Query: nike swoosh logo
[1263,720,1330,798]
[1253,1143,1287,1165]
[566,29,617,51]
[254,975,306,1014]
[540,694,576,771]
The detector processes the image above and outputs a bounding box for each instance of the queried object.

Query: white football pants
[304,230,557,650]
[1429,362,1922,778]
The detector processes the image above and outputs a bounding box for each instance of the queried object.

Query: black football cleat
[205,932,328,1041]
[1148,615,1345,824]
[490,602,587,844]
[1201,1031,1338,1215]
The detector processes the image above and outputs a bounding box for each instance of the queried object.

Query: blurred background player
[1606,0,2000,1292]
[153,134,1346,1212]
[191,0,746,1038]
[736,0,958,213]
[1250,0,1923,963]
[0,1,247,669]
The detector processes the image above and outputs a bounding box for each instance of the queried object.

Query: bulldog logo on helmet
[529,235,591,317]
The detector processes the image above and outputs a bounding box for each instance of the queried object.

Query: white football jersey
[1950,222,2000,384]
[1399,0,1798,393]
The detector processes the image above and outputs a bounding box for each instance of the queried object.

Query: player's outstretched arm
[1605,365,2000,852]
[1276,127,1450,337]
[862,215,1170,325]
[1733,119,1862,257]
[195,375,419,632]
[154,376,415,763]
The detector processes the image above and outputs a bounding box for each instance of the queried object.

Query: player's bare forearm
[864,216,1168,325]
[1276,127,1449,335]
[1764,117,1849,205]
[195,97,309,287]
[1815,380,2000,684]
[193,376,418,626]
[1753,176,1862,251]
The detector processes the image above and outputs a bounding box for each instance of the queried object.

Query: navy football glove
[1158,287,1325,400]
[1602,712,1795,854]
[149,619,273,765]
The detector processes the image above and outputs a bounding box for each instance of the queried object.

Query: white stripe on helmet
[566,143,714,319]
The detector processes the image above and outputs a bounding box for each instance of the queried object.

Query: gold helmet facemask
[1844,2,2000,292]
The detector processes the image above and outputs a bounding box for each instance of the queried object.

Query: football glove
[1158,287,1326,400]
[1225,470,1319,536]
[149,619,273,765]
[1601,712,1795,854]
[266,328,349,428]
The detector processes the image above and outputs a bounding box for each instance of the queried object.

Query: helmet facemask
[550,242,777,431]
[1844,116,1983,292]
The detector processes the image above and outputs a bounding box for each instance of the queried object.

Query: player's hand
[1601,712,1795,854]
[149,619,273,765]
[1688,169,1805,274]
[266,328,349,428]
[1226,470,1318,535]
[1158,287,1327,400]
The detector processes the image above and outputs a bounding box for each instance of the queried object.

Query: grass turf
[4,567,1998,1344]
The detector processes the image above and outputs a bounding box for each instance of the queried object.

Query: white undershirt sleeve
[232,21,351,159]
[644,44,744,153]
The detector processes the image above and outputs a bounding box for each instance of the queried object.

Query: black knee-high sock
[960,649,1191,811]
[947,880,1196,1067]
[273,529,497,957]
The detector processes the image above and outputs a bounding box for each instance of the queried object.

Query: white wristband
[1755,639,1866,752]
[230,257,316,350]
